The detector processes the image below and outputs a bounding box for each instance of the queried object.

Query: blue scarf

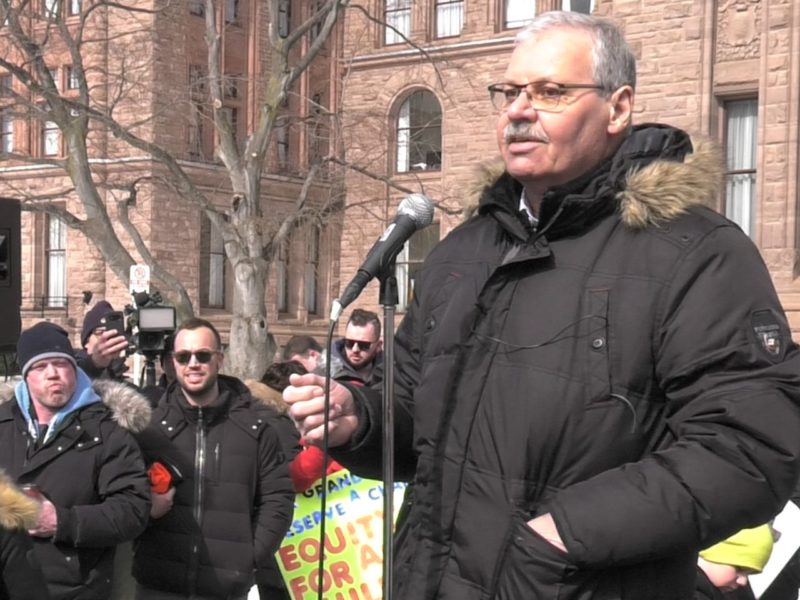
[15,368,101,445]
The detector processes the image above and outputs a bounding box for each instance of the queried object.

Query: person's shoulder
[90,380,153,434]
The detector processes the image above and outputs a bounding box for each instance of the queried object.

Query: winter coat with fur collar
[332,124,800,600]
[0,379,151,600]
[0,470,50,600]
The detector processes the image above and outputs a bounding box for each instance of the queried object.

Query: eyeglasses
[344,339,375,351]
[487,81,605,112]
[173,350,218,365]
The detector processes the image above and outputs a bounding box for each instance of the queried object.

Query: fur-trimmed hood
[465,124,724,232]
[0,469,40,530]
[3,378,152,434]
[244,379,289,415]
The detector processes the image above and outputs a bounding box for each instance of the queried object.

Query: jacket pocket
[584,288,611,404]
[493,515,573,600]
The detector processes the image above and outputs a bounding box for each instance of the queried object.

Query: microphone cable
[316,316,338,600]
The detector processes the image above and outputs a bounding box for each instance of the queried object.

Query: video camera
[122,291,176,389]
[124,291,176,356]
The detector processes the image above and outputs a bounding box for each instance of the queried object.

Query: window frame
[504,0,536,30]
[45,214,67,309]
[395,221,440,312]
[199,216,226,309]
[395,89,443,174]
[722,97,758,238]
[435,0,463,39]
[385,0,411,45]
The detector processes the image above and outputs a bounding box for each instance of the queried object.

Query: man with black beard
[132,318,294,599]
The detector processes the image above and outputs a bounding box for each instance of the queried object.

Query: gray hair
[515,11,636,93]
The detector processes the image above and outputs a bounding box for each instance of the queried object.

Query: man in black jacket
[285,10,800,600]
[133,318,294,599]
[77,300,130,380]
[0,321,151,600]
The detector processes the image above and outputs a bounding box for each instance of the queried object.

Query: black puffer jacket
[333,124,800,600]
[0,470,50,600]
[133,375,294,598]
[0,380,152,600]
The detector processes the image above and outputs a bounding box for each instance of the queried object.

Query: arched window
[395,90,442,173]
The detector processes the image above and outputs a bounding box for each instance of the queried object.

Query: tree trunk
[226,256,275,379]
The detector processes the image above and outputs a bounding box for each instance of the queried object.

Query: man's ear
[607,85,634,134]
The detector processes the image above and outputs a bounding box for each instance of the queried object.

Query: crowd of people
[4,9,800,600]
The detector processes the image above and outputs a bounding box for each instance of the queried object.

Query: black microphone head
[133,291,151,307]
[398,193,434,229]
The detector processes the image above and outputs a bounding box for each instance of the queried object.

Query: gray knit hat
[17,322,78,377]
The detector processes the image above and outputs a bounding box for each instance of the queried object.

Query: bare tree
[0,0,351,377]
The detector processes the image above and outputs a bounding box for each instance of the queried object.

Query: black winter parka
[133,375,294,598]
[0,380,152,600]
[333,125,800,600]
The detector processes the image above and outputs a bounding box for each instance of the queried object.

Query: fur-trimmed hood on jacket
[0,469,40,530]
[244,379,289,415]
[464,123,724,231]
[2,379,152,434]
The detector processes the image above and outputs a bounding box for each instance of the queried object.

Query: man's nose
[506,91,537,120]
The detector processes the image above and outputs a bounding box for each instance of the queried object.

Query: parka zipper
[188,406,206,595]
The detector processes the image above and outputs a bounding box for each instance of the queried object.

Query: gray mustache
[504,122,548,144]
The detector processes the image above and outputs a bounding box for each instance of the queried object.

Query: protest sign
[277,469,407,600]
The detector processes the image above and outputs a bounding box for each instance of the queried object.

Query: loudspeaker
[0,197,21,350]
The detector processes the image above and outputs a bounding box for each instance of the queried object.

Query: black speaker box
[0,197,21,351]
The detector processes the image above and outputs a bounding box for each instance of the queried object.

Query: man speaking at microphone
[286,11,800,600]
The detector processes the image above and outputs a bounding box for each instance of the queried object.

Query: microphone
[331,193,434,320]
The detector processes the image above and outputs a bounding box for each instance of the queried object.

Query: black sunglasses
[344,339,375,351]
[173,350,217,365]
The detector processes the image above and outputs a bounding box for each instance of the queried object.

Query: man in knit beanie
[76,300,129,380]
[0,321,151,600]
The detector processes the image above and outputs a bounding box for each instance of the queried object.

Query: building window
[1,110,13,153]
[188,101,205,159]
[562,0,594,13]
[436,0,463,38]
[276,237,289,313]
[224,0,238,24]
[66,66,80,90]
[67,0,80,16]
[310,1,324,40]
[385,0,411,45]
[200,217,225,308]
[276,125,289,168]
[396,90,442,173]
[46,215,66,308]
[189,0,204,17]
[42,0,60,19]
[278,0,291,37]
[505,0,535,29]
[724,99,758,238]
[220,106,238,146]
[304,226,320,315]
[223,75,240,99]
[396,221,439,312]
[0,74,12,96]
[41,115,60,156]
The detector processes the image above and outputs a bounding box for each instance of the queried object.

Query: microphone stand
[378,260,398,600]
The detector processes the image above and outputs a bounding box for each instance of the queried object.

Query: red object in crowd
[148,462,173,494]
[289,443,343,493]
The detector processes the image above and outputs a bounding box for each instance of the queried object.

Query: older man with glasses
[285,10,800,600]
[132,317,295,600]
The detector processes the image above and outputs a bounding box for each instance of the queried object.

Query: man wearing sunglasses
[331,308,384,385]
[132,318,294,600]
[286,10,800,600]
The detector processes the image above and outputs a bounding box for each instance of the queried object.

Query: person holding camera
[78,300,130,381]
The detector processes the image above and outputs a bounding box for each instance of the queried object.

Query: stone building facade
[0,0,343,356]
[5,0,800,363]
[339,0,800,339]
